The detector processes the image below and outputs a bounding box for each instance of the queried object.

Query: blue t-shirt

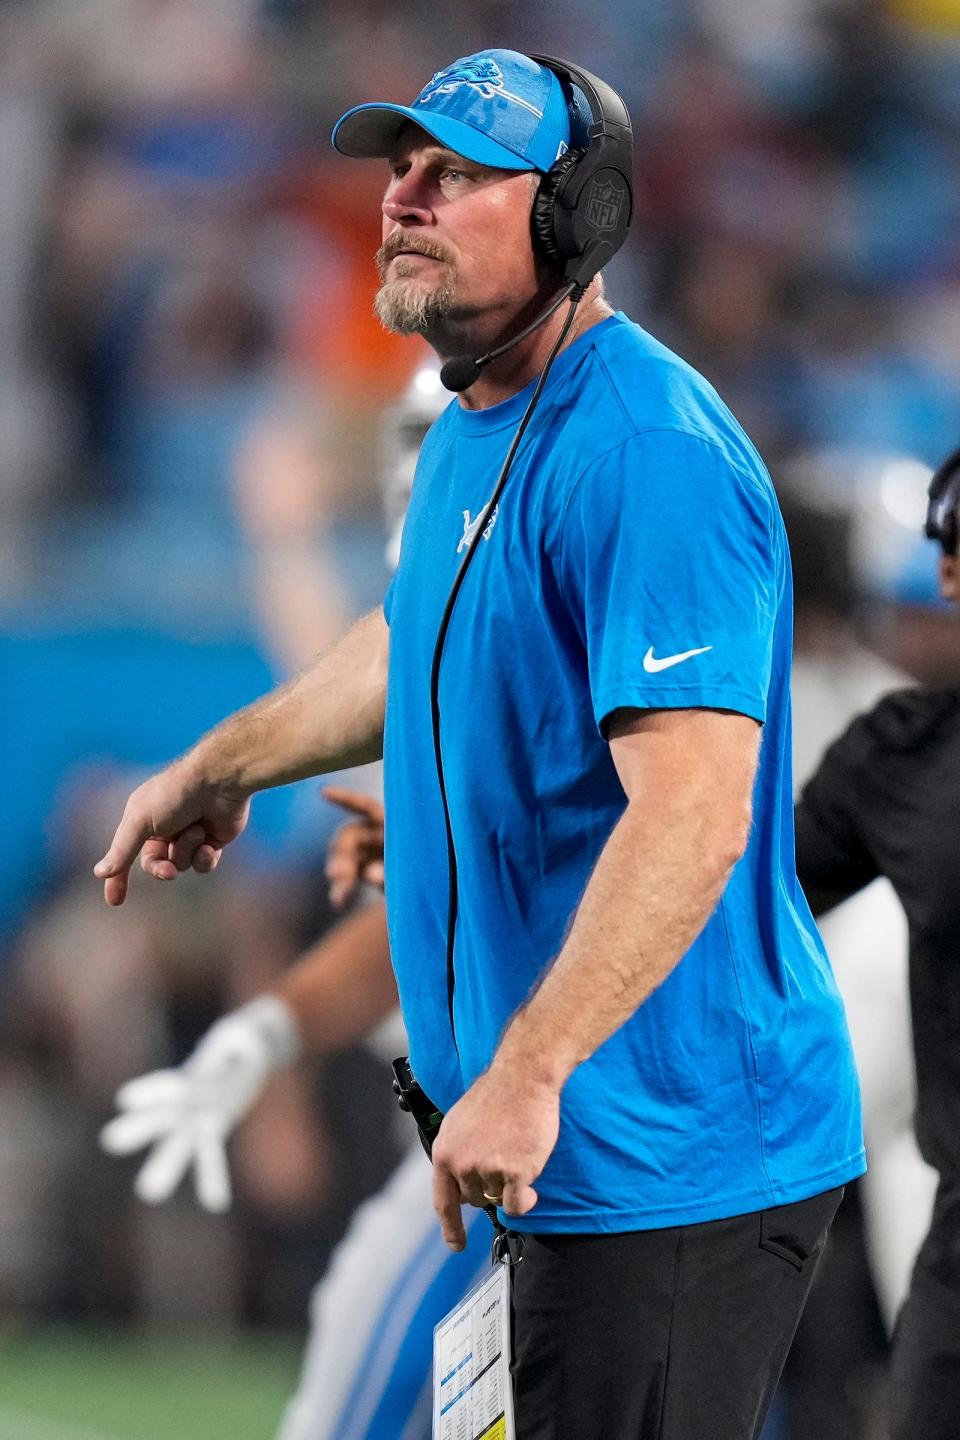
[383,312,864,1232]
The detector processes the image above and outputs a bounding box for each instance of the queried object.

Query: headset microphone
[439,354,484,395]
[440,281,582,393]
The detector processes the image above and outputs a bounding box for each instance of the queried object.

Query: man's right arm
[94,608,389,905]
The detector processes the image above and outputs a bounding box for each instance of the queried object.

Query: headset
[925,444,960,555]
[528,54,634,288]
[440,55,633,392]
[431,56,634,1049]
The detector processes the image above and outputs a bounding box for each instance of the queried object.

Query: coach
[95,50,864,1439]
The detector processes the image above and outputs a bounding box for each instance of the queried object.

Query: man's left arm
[432,704,760,1248]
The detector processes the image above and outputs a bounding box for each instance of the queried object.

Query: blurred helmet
[778,446,943,609]
[379,361,450,570]
[924,444,960,557]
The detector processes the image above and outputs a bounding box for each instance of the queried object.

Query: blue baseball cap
[332,50,584,174]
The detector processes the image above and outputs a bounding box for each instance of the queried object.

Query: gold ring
[482,1192,503,1204]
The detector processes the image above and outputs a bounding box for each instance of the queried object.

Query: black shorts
[510,1186,843,1440]
[891,1175,960,1440]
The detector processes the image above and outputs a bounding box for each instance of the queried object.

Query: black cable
[441,282,580,391]
[428,288,585,1049]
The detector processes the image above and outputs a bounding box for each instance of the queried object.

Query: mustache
[376,233,453,276]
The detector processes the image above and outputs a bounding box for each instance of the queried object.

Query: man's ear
[939,552,960,602]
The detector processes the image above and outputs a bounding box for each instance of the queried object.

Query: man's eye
[441,168,464,183]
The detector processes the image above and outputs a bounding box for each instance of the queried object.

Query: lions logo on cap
[417,58,543,119]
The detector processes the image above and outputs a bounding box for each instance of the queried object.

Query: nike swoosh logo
[643,645,712,673]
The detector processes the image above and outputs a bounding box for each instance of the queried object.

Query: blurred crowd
[3,1,960,1437]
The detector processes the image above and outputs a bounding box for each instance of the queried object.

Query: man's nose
[382,172,432,226]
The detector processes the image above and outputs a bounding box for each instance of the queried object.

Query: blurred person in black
[795,444,960,1440]
[777,463,934,1440]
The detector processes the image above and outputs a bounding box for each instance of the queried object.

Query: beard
[374,235,456,336]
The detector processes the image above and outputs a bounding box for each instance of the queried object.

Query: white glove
[99,995,301,1213]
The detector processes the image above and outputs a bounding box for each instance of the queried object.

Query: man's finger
[134,1129,195,1205]
[327,828,362,866]
[433,1163,467,1251]
[501,1179,538,1217]
[99,1106,182,1155]
[326,856,358,909]
[362,860,385,889]
[476,1173,506,1209]
[168,825,207,873]
[325,844,361,880]
[113,1071,186,1111]
[94,808,154,881]
[327,835,371,903]
[322,786,384,823]
[95,809,159,905]
[103,871,131,907]
[141,837,178,881]
[193,1127,232,1213]
[192,844,221,874]
[329,880,354,909]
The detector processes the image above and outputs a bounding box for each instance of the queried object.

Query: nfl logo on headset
[586,177,623,232]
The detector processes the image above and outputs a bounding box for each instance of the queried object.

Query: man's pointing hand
[94,762,251,905]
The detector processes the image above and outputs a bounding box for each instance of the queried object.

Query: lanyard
[392,1055,526,1268]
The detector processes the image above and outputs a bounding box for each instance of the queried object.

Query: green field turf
[0,1326,303,1440]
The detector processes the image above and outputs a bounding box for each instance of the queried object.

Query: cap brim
[332,103,535,171]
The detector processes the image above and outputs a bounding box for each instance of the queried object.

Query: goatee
[374,236,456,336]
[374,276,456,334]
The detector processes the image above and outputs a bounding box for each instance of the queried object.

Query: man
[794,445,960,1440]
[96,50,863,1439]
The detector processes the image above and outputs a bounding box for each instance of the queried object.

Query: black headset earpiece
[925,444,960,555]
[440,53,633,390]
[530,147,587,265]
[528,53,634,289]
